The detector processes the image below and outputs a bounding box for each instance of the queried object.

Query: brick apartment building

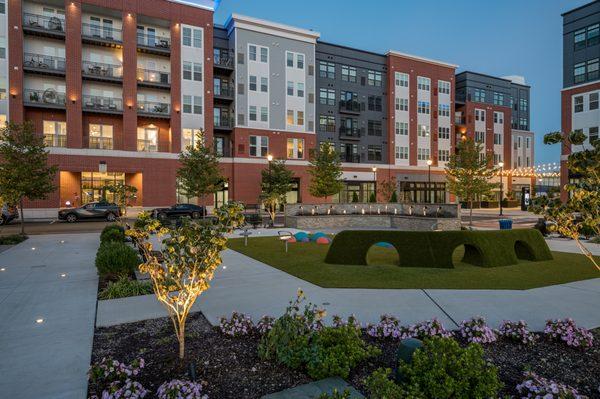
[1,0,535,217]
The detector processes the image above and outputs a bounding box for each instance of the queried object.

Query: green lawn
[226,236,600,290]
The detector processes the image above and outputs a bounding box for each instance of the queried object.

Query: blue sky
[203,0,588,165]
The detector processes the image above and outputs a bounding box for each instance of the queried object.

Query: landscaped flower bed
[90,310,600,398]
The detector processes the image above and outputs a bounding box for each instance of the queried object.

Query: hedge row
[325,229,553,268]
[100,224,125,244]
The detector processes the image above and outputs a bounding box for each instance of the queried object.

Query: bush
[219,312,255,337]
[0,234,27,245]
[458,316,497,344]
[589,236,600,244]
[98,276,153,300]
[318,389,352,399]
[498,320,536,345]
[95,242,140,280]
[156,379,206,399]
[305,325,380,379]
[100,224,125,243]
[364,368,415,399]
[516,371,583,398]
[544,318,593,348]
[399,337,502,399]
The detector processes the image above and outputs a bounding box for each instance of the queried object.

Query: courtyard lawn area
[226,236,600,290]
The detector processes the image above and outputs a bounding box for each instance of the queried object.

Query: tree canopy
[308,142,344,199]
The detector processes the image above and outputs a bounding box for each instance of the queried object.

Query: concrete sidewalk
[0,233,100,399]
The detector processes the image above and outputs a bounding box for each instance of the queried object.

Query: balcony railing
[137,139,158,152]
[137,101,170,116]
[81,23,122,42]
[339,100,362,113]
[24,89,66,106]
[214,51,234,69]
[136,68,170,85]
[319,124,336,133]
[137,32,170,50]
[89,136,113,150]
[83,95,123,112]
[214,116,234,129]
[23,13,65,34]
[23,53,66,72]
[214,84,234,97]
[455,115,466,124]
[342,153,360,163]
[82,60,123,79]
[44,134,67,148]
[339,126,361,139]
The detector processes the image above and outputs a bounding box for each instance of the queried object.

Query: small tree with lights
[103,183,137,218]
[445,137,498,226]
[308,142,344,200]
[380,177,398,202]
[261,159,294,226]
[128,202,244,360]
[529,130,599,271]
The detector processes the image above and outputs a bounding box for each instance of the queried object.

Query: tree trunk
[178,328,185,359]
[19,197,25,235]
[469,200,473,226]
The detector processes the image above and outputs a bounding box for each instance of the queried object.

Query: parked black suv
[151,204,207,220]
[0,204,19,225]
[58,201,121,223]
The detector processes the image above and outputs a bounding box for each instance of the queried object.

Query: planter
[480,201,499,208]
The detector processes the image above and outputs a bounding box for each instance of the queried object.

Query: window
[438,80,450,94]
[297,83,304,98]
[286,52,294,67]
[417,101,430,114]
[192,28,202,48]
[183,95,201,114]
[297,54,304,69]
[183,95,192,113]
[249,105,257,121]
[438,104,450,117]
[396,98,408,111]
[575,28,586,50]
[249,76,257,91]
[367,145,382,161]
[261,77,268,92]
[260,106,268,122]
[574,95,584,113]
[517,136,522,148]
[286,110,294,125]
[287,81,294,96]
[438,126,450,140]
[137,127,158,152]
[297,111,304,126]
[249,45,257,61]
[475,109,485,122]
[417,124,430,137]
[260,47,268,63]
[214,137,224,157]
[182,61,192,80]
[319,61,335,79]
[182,27,192,46]
[588,58,599,81]
[574,62,586,84]
[526,137,531,149]
[319,115,335,132]
[319,88,335,105]
[417,76,430,91]
[473,88,486,103]
[438,149,450,162]
[43,121,66,147]
[589,126,599,142]
[0,37,6,59]
[494,133,502,145]
[396,72,409,87]
[517,156,522,167]
[368,70,382,86]
[417,147,430,161]
[193,96,202,114]
[368,120,382,136]
[341,65,357,83]
[396,146,408,160]
[494,111,504,124]
[287,138,304,159]
[193,63,202,81]
[368,96,382,111]
[519,98,528,112]
[249,135,268,157]
[182,128,203,150]
[519,118,528,130]
[591,92,599,110]
[0,1,5,14]
[89,124,113,149]
[396,121,408,135]
[475,131,485,143]
[493,92,504,106]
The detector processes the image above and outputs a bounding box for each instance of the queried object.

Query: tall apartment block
[1,0,535,216]
[562,0,600,201]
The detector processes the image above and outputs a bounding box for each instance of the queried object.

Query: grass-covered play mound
[325,229,553,268]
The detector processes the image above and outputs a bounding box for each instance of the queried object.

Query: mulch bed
[91,313,600,399]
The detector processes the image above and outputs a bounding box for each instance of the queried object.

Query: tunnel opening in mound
[452,244,484,267]
[514,240,536,261]
[366,242,400,266]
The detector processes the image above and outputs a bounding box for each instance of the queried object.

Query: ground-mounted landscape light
[35,318,44,324]
[239,228,252,246]
[0,267,5,272]
[278,231,293,253]
[31,247,36,251]
[60,273,67,278]
[59,240,65,244]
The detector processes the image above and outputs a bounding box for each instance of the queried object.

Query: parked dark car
[151,204,207,220]
[0,204,19,225]
[58,201,121,223]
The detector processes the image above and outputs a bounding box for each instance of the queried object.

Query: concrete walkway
[97,238,600,332]
[0,233,99,399]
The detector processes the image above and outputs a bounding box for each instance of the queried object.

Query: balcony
[214,51,234,71]
[454,115,466,125]
[82,95,123,114]
[22,13,65,39]
[214,116,234,131]
[339,100,363,114]
[136,68,170,89]
[89,136,113,150]
[137,101,170,118]
[319,124,336,133]
[24,88,66,109]
[342,153,361,163]
[23,53,66,76]
[44,134,67,148]
[339,126,362,140]
[137,139,158,152]
[82,61,123,83]
[214,84,234,101]
[137,32,171,56]
[81,23,122,47]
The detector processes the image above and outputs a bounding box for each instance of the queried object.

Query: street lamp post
[266,154,273,226]
[426,159,433,204]
[372,167,377,202]
[498,161,504,216]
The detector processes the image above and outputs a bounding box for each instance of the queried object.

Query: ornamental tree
[445,138,498,226]
[380,177,398,202]
[308,142,344,199]
[177,130,222,217]
[529,131,599,271]
[261,159,294,226]
[103,183,137,217]
[128,202,245,359]
[0,122,57,234]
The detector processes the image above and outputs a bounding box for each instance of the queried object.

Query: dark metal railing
[136,68,170,84]
[82,60,123,78]
[214,84,234,97]
[24,88,66,106]
[339,126,361,138]
[81,23,122,42]
[137,101,170,115]
[23,53,65,71]
[339,100,362,113]
[89,137,113,150]
[214,116,234,128]
[137,32,171,49]
[82,95,123,111]
[214,51,234,68]
[23,13,65,33]
[342,153,360,163]
[137,139,158,152]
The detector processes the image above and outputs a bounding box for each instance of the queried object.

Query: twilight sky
[201,0,590,165]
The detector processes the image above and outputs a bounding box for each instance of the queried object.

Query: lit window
[43,121,67,147]
[89,124,113,150]
[287,138,304,159]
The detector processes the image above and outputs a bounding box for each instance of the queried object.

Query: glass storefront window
[81,172,125,204]
[332,182,375,203]
[399,182,446,204]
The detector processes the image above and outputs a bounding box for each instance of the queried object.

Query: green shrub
[369,192,376,203]
[364,368,415,399]
[399,337,502,399]
[98,276,153,299]
[318,389,352,399]
[0,234,27,245]
[95,242,140,280]
[589,236,600,244]
[100,224,125,243]
[305,325,380,379]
